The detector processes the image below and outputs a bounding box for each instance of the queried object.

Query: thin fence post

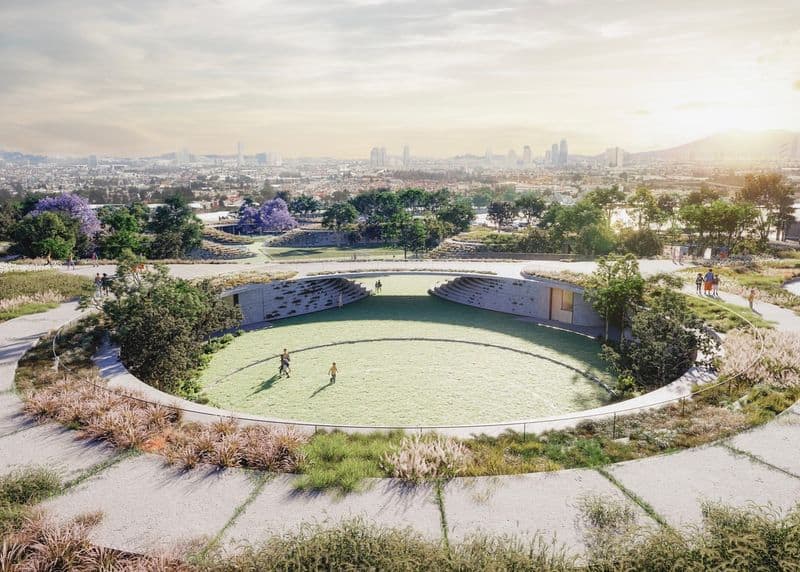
[522,423,526,441]
[612,413,617,439]
[681,397,686,417]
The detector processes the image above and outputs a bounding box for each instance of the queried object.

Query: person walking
[279,348,291,378]
[94,273,102,292]
[91,251,98,267]
[45,253,52,266]
[695,273,703,295]
[101,273,110,295]
[328,362,338,384]
[712,273,720,297]
[66,255,75,270]
[748,288,757,311]
[703,268,714,296]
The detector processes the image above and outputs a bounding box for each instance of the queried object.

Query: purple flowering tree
[31,194,101,238]
[257,198,297,231]
[236,204,261,233]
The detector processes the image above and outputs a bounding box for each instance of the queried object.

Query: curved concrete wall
[223,278,369,326]
[430,276,603,329]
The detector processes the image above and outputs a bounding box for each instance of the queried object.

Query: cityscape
[1,0,800,570]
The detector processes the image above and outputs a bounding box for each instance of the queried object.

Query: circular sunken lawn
[197,275,611,426]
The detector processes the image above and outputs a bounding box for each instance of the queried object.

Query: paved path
[0,260,799,557]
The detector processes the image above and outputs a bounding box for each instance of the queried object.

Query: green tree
[487,201,516,228]
[585,185,624,224]
[514,193,547,224]
[575,223,617,256]
[147,195,202,259]
[11,212,77,259]
[436,199,475,232]
[584,254,645,342]
[397,188,429,213]
[626,187,659,230]
[289,195,321,217]
[618,228,663,257]
[736,173,795,241]
[102,265,241,395]
[322,203,359,233]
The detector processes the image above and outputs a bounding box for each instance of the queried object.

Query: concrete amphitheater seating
[429,276,603,328]
[268,229,382,248]
[225,278,370,326]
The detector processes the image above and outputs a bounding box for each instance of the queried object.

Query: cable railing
[49,291,767,437]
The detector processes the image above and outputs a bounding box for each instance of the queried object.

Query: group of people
[695,269,720,297]
[373,279,383,293]
[278,348,338,383]
[696,268,758,311]
[93,273,111,295]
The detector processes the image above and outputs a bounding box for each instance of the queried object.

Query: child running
[279,348,291,378]
[328,362,338,384]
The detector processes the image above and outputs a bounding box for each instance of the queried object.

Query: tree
[584,254,645,342]
[30,193,101,239]
[514,193,547,224]
[602,287,713,389]
[12,211,78,259]
[322,203,359,233]
[147,195,202,259]
[575,223,617,256]
[289,195,321,217]
[619,228,663,257]
[626,187,659,230]
[257,198,298,231]
[397,188,429,213]
[470,187,493,208]
[585,185,625,224]
[436,199,475,232]
[384,211,425,259]
[736,173,795,241]
[0,202,22,240]
[101,265,241,395]
[487,201,516,228]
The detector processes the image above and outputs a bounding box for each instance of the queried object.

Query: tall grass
[0,467,61,535]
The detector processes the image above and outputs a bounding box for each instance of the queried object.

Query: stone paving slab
[0,422,116,479]
[0,392,35,437]
[729,415,800,477]
[42,454,258,553]
[607,445,800,527]
[441,469,654,550]
[224,475,442,547]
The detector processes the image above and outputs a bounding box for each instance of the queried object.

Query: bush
[719,329,800,390]
[619,228,664,257]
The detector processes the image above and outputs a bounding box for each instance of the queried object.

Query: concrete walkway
[0,260,799,557]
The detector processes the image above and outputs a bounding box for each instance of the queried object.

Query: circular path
[0,259,798,556]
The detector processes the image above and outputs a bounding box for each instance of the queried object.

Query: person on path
[748,288,757,311]
[695,273,703,295]
[94,273,102,292]
[712,273,720,297]
[703,268,714,296]
[66,255,74,270]
[328,362,337,384]
[377,280,382,293]
[91,251,98,267]
[45,253,52,266]
[101,273,110,295]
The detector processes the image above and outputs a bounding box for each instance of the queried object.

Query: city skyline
[1,0,798,158]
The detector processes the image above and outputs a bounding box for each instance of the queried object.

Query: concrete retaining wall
[223,278,369,326]
[430,276,603,328]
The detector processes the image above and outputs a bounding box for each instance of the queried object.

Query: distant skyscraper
[369,147,386,168]
[507,149,517,167]
[87,155,97,169]
[522,145,532,165]
[551,143,559,165]
[559,139,568,165]
[237,142,243,166]
[606,147,625,167]
[380,147,387,167]
[544,150,552,164]
[255,152,267,165]
[485,148,492,165]
[403,145,410,169]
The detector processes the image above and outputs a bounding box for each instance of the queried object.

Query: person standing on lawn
[328,362,338,384]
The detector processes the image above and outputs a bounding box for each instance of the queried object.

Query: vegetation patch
[0,468,61,535]
[0,270,92,321]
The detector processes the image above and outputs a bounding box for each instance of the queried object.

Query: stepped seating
[429,239,488,259]
[430,276,544,318]
[238,278,369,323]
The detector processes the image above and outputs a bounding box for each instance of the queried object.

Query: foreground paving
[1,266,800,556]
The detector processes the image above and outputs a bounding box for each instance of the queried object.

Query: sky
[1,0,799,158]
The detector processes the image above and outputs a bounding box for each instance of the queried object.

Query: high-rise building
[237,142,243,166]
[507,149,517,167]
[605,147,625,167]
[559,139,568,166]
[87,155,97,169]
[402,145,410,169]
[380,147,387,167]
[485,148,493,165]
[522,145,532,165]
[369,147,387,168]
[544,150,552,164]
[255,152,267,165]
[551,143,559,165]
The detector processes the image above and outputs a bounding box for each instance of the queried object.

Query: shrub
[382,434,472,482]
[720,329,800,390]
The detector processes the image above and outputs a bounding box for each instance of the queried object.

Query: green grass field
[197,275,611,426]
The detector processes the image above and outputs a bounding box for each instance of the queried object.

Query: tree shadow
[251,374,281,395]
[309,380,335,398]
